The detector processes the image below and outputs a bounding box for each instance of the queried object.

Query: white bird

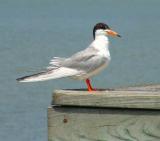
[17,23,121,91]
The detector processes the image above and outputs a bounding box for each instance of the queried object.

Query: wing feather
[62,47,107,73]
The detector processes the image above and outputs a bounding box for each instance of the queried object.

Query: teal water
[0,0,160,140]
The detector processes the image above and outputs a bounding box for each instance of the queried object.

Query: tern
[17,23,121,91]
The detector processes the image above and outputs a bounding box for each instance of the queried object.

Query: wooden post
[48,85,160,141]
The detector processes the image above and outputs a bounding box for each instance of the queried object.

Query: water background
[0,0,160,140]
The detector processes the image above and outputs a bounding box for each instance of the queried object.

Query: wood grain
[53,86,160,109]
[48,107,160,141]
[48,85,160,141]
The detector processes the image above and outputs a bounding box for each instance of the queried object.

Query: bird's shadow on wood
[62,88,115,91]
[52,106,160,116]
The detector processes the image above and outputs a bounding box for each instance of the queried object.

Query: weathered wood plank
[53,85,160,109]
[48,106,160,141]
[49,85,160,141]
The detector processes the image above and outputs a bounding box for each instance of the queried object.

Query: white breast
[86,36,111,78]
[93,35,110,59]
[85,59,110,78]
[73,36,111,80]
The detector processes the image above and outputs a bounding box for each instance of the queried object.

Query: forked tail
[16,67,79,82]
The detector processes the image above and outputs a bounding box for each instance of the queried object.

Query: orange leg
[85,79,96,92]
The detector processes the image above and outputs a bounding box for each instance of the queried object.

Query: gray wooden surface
[48,85,160,141]
[48,107,160,141]
[53,84,160,109]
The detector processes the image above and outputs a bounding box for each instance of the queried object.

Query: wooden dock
[48,85,160,141]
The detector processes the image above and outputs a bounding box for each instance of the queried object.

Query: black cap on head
[93,23,110,39]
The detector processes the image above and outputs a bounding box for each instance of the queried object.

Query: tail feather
[16,67,79,82]
[49,57,65,67]
[16,70,53,82]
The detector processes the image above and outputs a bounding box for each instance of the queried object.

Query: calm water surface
[0,0,160,141]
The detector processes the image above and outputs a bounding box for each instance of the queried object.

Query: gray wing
[61,47,107,73]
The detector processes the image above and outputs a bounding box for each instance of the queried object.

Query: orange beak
[105,29,121,37]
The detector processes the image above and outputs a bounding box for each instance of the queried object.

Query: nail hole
[63,118,68,123]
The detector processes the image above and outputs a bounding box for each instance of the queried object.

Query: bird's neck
[95,35,109,43]
[93,35,110,58]
[94,35,109,49]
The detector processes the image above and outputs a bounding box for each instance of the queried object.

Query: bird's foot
[85,79,97,92]
[88,87,96,92]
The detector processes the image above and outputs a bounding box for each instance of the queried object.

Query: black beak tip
[117,34,121,38]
